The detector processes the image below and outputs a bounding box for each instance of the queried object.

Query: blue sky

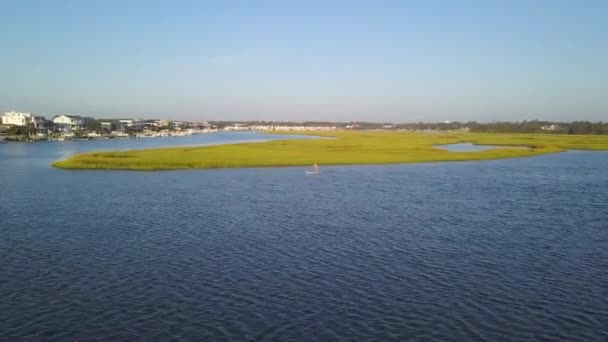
[1,0,606,122]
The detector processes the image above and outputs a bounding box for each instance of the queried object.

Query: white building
[541,124,562,131]
[53,115,85,131]
[2,111,34,126]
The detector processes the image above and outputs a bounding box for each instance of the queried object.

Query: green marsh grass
[52,131,608,171]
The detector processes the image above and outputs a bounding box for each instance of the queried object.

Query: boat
[306,163,321,175]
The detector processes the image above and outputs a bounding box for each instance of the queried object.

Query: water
[1,133,607,341]
[437,142,524,152]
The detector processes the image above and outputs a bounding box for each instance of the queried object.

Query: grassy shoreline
[52,131,608,171]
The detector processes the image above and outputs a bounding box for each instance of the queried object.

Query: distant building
[541,124,562,131]
[170,121,188,130]
[2,111,34,126]
[225,123,246,131]
[99,121,112,132]
[143,120,170,129]
[117,119,145,131]
[32,116,51,135]
[246,125,337,132]
[53,115,85,131]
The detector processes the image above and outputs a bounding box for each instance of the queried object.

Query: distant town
[0,111,343,142]
[1,111,607,141]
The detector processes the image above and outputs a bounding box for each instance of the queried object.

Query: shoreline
[0,129,219,143]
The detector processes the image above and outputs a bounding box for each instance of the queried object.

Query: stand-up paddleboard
[306,163,320,175]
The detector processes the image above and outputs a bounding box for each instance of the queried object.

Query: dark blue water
[1,133,607,341]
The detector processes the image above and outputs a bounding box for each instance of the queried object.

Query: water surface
[1,133,607,341]
[437,142,527,152]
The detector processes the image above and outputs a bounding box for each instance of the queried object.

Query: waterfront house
[1,112,52,136]
[144,119,171,130]
[2,111,34,126]
[32,116,51,135]
[170,121,188,130]
[53,115,85,132]
[117,119,145,131]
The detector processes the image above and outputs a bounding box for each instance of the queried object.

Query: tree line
[395,120,607,135]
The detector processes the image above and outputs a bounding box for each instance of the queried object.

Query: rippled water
[1,133,607,341]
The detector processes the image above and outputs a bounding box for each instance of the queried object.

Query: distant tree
[86,120,102,132]
[591,122,604,135]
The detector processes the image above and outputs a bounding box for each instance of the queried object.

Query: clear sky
[1,0,606,122]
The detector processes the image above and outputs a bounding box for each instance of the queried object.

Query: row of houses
[3,112,342,135]
[1,111,93,134]
[1,112,168,135]
[97,119,200,132]
[227,124,337,131]
[1,112,213,139]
